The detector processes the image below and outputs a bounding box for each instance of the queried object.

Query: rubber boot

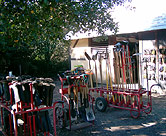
[45,110,52,132]
[16,84,25,102]
[35,111,42,131]
[2,81,10,101]
[39,111,49,132]
[0,82,4,97]
[32,81,42,106]
[43,83,50,106]
[17,115,24,136]
[3,108,12,135]
[10,83,20,104]
[49,83,55,106]
[22,82,31,104]
[34,91,42,106]
[45,78,55,106]
[37,82,44,104]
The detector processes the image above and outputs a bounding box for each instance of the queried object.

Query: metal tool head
[92,53,98,60]
[122,41,129,44]
[115,42,121,48]
[120,47,124,52]
[115,47,122,52]
[133,53,142,56]
[84,52,92,60]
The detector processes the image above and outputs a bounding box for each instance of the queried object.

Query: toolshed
[70,28,166,94]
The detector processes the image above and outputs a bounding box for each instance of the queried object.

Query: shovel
[92,53,98,88]
[83,74,95,121]
[84,52,93,88]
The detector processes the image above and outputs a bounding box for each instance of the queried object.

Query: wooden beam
[72,39,79,48]
[108,35,116,45]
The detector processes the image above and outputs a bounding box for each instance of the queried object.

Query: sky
[69,0,166,39]
[111,0,166,34]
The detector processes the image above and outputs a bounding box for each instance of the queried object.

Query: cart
[84,42,153,118]
[89,85,154,118]
[0,78,64,136]
[58,73,95,130]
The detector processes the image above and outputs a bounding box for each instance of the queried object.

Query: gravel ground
[53,80,166,136]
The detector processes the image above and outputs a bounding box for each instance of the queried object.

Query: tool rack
[0,78,63,136]
[89,85,153,118]
[86,41,153,118]
[58,73,95,131]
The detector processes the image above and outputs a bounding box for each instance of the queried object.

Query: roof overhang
[115,29,166,40]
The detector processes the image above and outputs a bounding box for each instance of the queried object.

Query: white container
[9,71,12,77]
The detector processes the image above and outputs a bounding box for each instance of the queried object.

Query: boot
[10,83,20,104]
[49,83,55,106]
[17,115,24,136]
[43,83,50,106]
[2,80,10,101]
[39,111,49,132]
[34,111,42,131]
[0,82,4,97]
[45,110,52,132]
[22,82,30,104]
[45,78,55,106]
[16,84,25,102]
[32,81,42,106]
[36,82,44,104]
[3,108,13,135]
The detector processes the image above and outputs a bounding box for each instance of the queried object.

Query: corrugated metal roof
[145,14,166,31]
[69,14,166,40]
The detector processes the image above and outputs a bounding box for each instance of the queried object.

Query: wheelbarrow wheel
[95,97,107,112]
[143,102,152,114]
[55,107,68,128]
[130,109,140,119]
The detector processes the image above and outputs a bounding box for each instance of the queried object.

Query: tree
[0,0,128,76]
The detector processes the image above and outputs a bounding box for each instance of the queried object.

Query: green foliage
[0,0,128,77]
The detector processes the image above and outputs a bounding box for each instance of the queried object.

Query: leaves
[0,0,128,76]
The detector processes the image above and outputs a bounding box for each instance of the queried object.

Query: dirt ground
[54,80,166,136]
[0,80,166,136]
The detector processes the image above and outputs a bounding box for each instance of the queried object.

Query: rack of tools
[142,44,166,93]
[86,41,152,118]
[58,67,95,131]
[0,76,63,136]
[90,86,152,118]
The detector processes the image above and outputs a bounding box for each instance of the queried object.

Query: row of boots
[1,108,52,135]
[0,76,55,135]
[0,76,55,107]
